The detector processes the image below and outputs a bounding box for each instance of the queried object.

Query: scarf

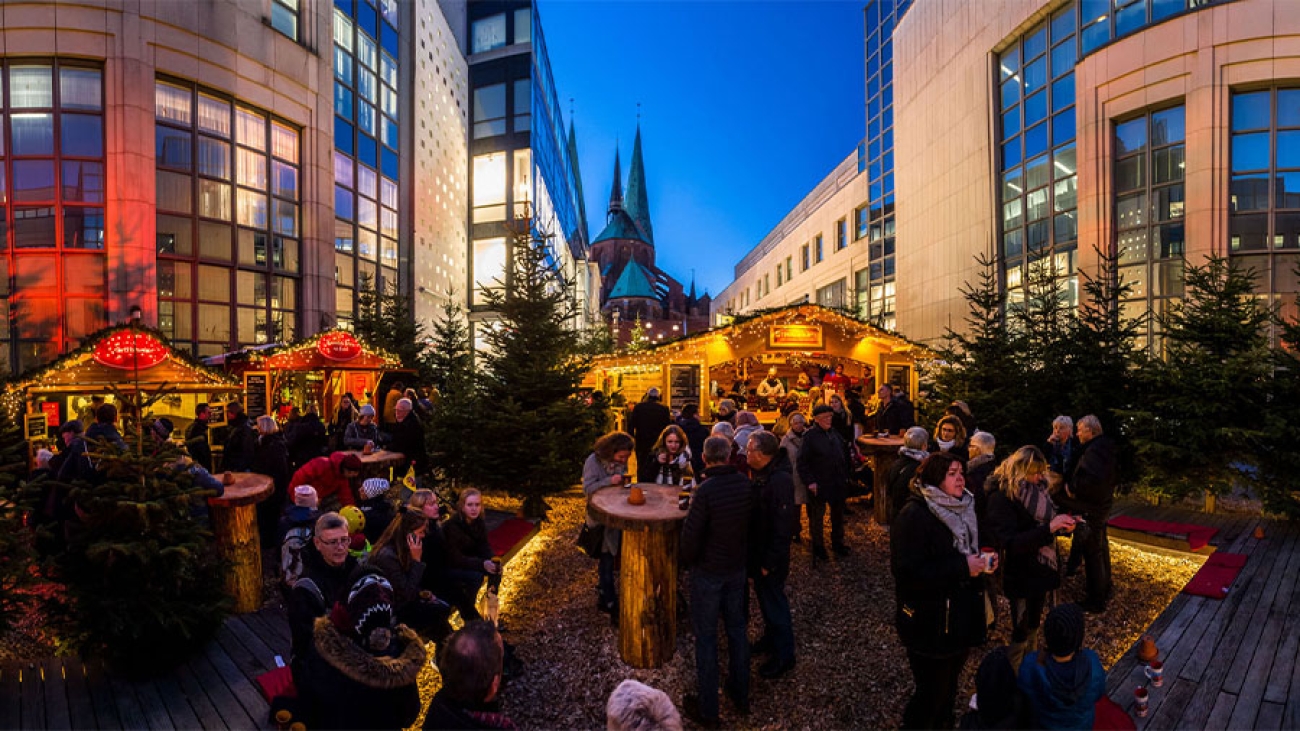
[1016,478,1058,571]
[899,447,929,462]
[920,485,979,556]
[937,438,956,451]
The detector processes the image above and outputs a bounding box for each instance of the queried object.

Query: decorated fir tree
[354,272,436,383]
[470,227,600,518]
[0,405,39,638]
[426,294,478,491]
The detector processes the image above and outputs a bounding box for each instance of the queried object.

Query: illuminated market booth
[4,325,242,446]
[585,304,931,424]
[207,329,406,421]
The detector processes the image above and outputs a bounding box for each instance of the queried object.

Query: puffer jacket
[297,618,424,731]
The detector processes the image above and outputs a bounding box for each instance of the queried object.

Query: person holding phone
[368,510,452,644]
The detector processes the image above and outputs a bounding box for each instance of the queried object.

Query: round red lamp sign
[92,331,170,370]
[317,331,362,361]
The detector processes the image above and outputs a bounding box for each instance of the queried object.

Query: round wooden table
[339,449,406,479]
[589,483,689,668]
[208,472,275,613]
[857,434,905,524]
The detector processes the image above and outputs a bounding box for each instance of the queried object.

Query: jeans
[690,570,749,720]
[902,649,969,730]
[598,551,618,610]
[753,569,795,663]
[807,497,846,550]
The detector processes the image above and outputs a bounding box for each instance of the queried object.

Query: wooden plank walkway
[1105,500,1300,729]
[0,607,290,731]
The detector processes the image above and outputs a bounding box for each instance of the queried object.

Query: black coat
[966,454,997,535]
[287,546,359,660]
[1065,435,1118,519]
[252,432,292,493]
[890,495,987,657]
[873,398,915,434]
[628,400,672,457]
[423,690,515,730]
[985,480,1061,598]
[676,415,710,475]
[223,414,257,471]
[680,465,752,576]
[749,450,796,578]
[297,619,424,731]
[359,496,398,545]
[886,452,923,523]
[796,425,853,503]
[287,414,329,469]
[387,413,428,472]
[443,514,492,572]
[185,419,212,471]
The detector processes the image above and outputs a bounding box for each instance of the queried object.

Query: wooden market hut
[4,325,242,443]
[212,329,407,422]
[585,304,933,423]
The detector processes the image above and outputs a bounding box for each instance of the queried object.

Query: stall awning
[229,329,406,372]
[8,326,242,396]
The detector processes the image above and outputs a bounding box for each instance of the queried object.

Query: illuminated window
[473,237,507,306]
[473,152,506,223]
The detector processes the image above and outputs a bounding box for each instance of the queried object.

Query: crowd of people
[588,383,1122,729]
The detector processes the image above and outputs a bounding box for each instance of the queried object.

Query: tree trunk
[210,504,263,613]
[619,528,678,668]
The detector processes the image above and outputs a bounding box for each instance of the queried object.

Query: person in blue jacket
[1018,602,1107,730]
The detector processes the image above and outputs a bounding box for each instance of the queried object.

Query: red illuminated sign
[40,401,60,427]
[317,331,363,361]
[92,331,170,370]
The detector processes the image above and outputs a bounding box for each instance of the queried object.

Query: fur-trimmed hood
[311,617,426,689]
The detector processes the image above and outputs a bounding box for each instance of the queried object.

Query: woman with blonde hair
[442,488,498,622]
[986,446,1078,670]
[648,424,693,486]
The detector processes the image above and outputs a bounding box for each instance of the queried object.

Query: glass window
[1152,107,1186,144]
[1232,133,1270,171]
[157,126,192,170]
[473,152,506,207]
[473,236,507,305]
[60,67,101,110]
[473,83,507,138]
[514,8,531,44]
[12,161,56,202]
[197,94,231,137]
[472,14,507,54]
[1232,91,1271,132]
[513,80,531,132]
[271,0,299,40]
[12,208,57,247]
[61,161,104,202]
[9,66,52,108]
[63,206,104,249]
[197,137,231,180]
[11,113,54,155]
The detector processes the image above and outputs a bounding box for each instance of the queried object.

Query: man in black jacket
[680,436,753,727]
[629,387,672,483]
[676,403,711,476]
[746,431,796,679]
[388,398,428,475]
[287,512,359,680]
[185,403,213,471]
[1059,414,1117,613]
[423,622,514,730]
[797,404,854,559]
[222,402,257,471]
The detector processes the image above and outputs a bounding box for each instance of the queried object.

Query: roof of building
[624,125,654,245]
[593,208,648,245]
[606,259,659,300]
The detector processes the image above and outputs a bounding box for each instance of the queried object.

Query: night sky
[540,0,868,300]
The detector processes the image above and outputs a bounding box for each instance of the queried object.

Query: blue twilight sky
[539,0,867,299]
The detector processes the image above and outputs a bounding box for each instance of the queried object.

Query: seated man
[1018,603,1106,730]
[287,513,359,676]
[423,621,515,730]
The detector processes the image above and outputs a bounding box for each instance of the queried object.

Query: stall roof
[227,329,406,372]
[7,325,242,395]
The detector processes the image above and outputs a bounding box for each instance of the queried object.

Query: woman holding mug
[583,431,634,622]
[649,425,694,486]
[891,452,990,730]
[986,446,1077,670]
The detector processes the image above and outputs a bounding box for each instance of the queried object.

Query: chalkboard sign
[25,413,47,440]
[208,402,227,428]
[244,373,269,419]
[669,364,701,408]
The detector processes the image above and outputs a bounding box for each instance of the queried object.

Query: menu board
[617,368,663,404]
[25,413,47,440]
[244,373,269,419]
[669,364,701,408]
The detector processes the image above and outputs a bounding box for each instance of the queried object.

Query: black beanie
[1044,603,1086,656]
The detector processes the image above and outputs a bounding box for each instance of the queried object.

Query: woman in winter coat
[648,425,694,486]
[343,404,384,451]
[829,394,856,443]
[297,572,425,731]
[583,432,633,621]
[891,452,991,730]
[930,415,970,465]
[986,446,1078,670]
[368,510,452,644]
[252,415,292,545]
[732,410,763,456]
[442,488,499,621]
[779,413,809,542]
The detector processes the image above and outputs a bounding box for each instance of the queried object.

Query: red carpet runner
[1107,515,1219,551]
[1182,552,1248,599]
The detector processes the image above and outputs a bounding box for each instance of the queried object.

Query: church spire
[624,123,654,245]
[567,116,588,245]
[607,146,623,218]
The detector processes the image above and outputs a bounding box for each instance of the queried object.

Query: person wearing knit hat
[1017,603,1106,730]
[343,403,383,451]
[294,484,319,508]
[297,570,425,730]
[959,646,1030,730]
[606,679,683,731]
[358,477,397,544]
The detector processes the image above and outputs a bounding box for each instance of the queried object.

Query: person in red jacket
[289,451,364,511]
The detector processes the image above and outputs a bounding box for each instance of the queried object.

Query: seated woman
[648,425,694,486]
[343,404,384,451]
[442,488,499,622]
[366,510,453,644]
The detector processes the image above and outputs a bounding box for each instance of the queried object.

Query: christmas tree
[0,404,38,637]
[426,294,478,492]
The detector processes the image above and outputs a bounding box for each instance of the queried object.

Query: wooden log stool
[589,483,689,668]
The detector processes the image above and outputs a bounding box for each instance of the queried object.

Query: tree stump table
[339,448,406,480]
[208,472,275,613]
[589,483,689,668]
[857,435,905,525]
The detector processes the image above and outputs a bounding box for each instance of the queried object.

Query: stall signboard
[349,372,372,400]
[25,412,47,440]
[244,373,269,419]
[669,364,701,408]
[40,401,60,428]
[208,402,228,428]
[617,368,664,404]
[92,330,170,370]
[317,331,363,361]
[768,324,824,350]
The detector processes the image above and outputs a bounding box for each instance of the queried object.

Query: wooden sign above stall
[768,324,823,350]
[92,331,170,370]
[317,332,363,361]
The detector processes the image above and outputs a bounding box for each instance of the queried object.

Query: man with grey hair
[746,430,797,679]
[287,511,358,680]
[1059,414,1117,613]
[886,426,930,523]
[779,413,810,542]
[681,435,753,725]
[966,431,997,531]
[1045,415,1078,478]
[606,679,683,731]
[388,396,427,475]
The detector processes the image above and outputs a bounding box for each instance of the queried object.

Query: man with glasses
[287,512,359,679]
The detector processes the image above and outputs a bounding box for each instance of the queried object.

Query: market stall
[3,325,243,448]
[208,329,407,422]
[585,304,933,424]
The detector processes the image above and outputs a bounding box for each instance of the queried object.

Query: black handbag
[576,522,605,559]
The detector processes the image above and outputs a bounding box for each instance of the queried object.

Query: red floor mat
[1107,515,1219,551]
[488,517,537,558]
[1182,552,1247,598]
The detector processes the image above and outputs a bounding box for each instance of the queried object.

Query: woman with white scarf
[890,452,992,730]
[985,446,1078,671]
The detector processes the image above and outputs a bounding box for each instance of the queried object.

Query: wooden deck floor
[1106,500,1300,730]
[1,607,288,731]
